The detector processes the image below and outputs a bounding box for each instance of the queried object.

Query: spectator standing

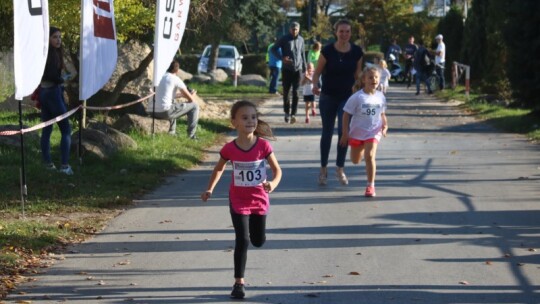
[148,60,199,139]
[413,38,433,95]
[385,38,402,65]
[308,41,322,67]
[434,34,446,90]
[267,38,282,95]
[39,26,74,175]
[312,19,364,186]
[272,22,307,124]
[403,36,418,88]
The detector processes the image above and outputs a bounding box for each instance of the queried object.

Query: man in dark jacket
[272,22,307,124]
[413,38,433,95]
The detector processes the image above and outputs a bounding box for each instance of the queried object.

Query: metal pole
[17,99,27,216]
[234,60,238,87]
[151,88,156,135]
[79,101,83,165]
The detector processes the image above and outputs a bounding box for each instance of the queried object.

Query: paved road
[7,84,540,304]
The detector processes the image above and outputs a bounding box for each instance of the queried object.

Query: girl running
[201,100,282,299]
[340,66,388,197]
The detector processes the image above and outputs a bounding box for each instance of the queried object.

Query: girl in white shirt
[378,59,391,94]
[340,66,388,197]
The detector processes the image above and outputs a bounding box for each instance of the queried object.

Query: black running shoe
[230,283,245,299]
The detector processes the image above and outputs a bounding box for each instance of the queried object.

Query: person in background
[148,60,199,139]
[266,38,282,95]
[385,38,402,65]
[312,19,364,186]
[340,66,388,197]
[39,26,74,175]
[272,22,307,124]
[413,38,433,95]
[378,59,391,95]
[301,62,316,123]
[403,35,418,89]
[201,100,282,300]
[308,40,322,67]
[434,34,446,90]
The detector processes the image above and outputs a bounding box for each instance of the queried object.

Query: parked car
[197,45,243,76]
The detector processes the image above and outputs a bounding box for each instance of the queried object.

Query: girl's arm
[201,157,228,201]
[263,153,282,193]
[312,54,326,96]
[339,112,352,147]
[381,113,388,137]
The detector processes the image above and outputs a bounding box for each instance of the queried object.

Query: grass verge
[436,86,540,142]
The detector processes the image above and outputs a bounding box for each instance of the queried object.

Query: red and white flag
[153,0,190,86]
[80,0,118,100]
[13,0,49,100]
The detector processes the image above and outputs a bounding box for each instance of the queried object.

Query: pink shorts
[349,138,378,147]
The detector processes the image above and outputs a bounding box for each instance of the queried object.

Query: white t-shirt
[302,72,314,96]
[380,68,391,87]
[149,72,187,112]
[436,41,446,65]
[343,89,386,141]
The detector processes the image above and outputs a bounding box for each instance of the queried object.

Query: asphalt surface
[7,84,540,304]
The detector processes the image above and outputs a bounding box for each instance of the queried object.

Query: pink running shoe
[305,117,310,123]
[312,108,316,116]
[364,186,376,197]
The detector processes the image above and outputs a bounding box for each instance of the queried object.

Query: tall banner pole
[153,0,191,137]
[13,0,49,212]
[79,0,118,157]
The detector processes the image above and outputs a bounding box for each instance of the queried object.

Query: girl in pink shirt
[201,100,282,299]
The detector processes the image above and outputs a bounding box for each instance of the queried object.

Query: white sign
[153,0,191,86]
[13,0,49,100]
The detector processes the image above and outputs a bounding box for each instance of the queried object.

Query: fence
[451,61,470,100]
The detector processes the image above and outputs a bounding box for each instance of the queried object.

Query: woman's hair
[353,66,380,92]
[230,100,275,140]
[379,59,388,69]
[167,60,180,73]
[333,19,352,32]
[49,26,65,70]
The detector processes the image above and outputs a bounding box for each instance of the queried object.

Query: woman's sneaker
[45,163,56,170]
[335,168,349,185]
[230,283,245,299]
[364,186,376,197]
[59,165,74,176]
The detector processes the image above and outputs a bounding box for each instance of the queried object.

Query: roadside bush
[241,54,267,78]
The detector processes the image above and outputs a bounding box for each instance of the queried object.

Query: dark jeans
[435,64,445,90]
[230,209,266,279]
[268,66,280,93]
[319,93,348,168]
[405,58,414,87]
[415,69,432,94]
[281,69,301,115]
[39,85,71,166]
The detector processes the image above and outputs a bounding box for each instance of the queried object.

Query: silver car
[197,44,243,76]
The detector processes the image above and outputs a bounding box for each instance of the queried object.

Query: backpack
[420,49,434,72]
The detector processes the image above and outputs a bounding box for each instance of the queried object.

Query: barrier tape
[0,93,155,137]
[84,93,154,111]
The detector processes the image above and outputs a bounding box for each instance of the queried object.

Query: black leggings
[230,210,266,279]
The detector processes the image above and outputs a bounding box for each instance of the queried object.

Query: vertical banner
[13,0,49,100]
[153,0,191,86]
[80,0,118,100]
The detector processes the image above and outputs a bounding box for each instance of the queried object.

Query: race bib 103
[233,160,267,187]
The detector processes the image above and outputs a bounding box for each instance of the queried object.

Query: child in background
[378,59,391,94]
[340,66,388,197]
[302,62,316,123]
[201,100,282,299]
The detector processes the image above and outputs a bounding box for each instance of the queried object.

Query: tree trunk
[208,41,220,72]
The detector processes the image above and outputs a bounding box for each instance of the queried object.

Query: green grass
[437,86,540,142]
[191,81,270,99]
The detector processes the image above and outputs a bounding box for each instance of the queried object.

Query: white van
[197,45,243,76]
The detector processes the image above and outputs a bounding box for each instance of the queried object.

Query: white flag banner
[153,0,191,86]
[80,0,118,100]
[13,0,49,100]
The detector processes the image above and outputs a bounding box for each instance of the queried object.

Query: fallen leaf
[485,261,492,265]
[97,280,106,285]
[528,248,536,252]
[305,293,319,298]
[517,263,525,266]
[348,271,361,275]
[504,253,512,258]
[322,275,334,278]
[459,281,469,285]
